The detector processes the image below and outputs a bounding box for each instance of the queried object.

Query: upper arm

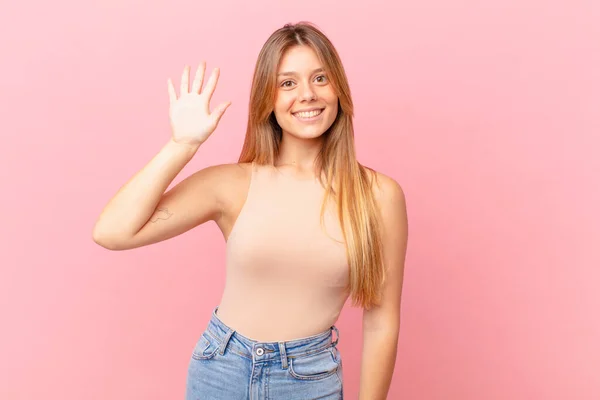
[362,172,409,332]
[109,163,236,250]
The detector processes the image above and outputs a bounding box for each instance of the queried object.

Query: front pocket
[288,348,340,381]
[191,332,220,360]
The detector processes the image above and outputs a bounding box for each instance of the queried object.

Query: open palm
[168,62,231,146]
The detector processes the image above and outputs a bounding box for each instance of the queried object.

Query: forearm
[358,329,399,400]
[93,138,199,240]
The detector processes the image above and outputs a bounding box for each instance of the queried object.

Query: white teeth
[294,109,323,118]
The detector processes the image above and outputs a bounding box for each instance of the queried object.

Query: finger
[167,78,177,104]
[180,65,190,95]
[191,62,206,94]
[203,67,220,103]
[211,101,231,125]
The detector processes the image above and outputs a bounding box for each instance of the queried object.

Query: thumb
[212,101,231,124]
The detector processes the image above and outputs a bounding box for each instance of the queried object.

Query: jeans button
[256,347,264,356]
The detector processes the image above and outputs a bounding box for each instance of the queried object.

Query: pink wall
[1,0,598,399]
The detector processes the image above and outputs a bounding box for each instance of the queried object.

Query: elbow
[92,225,125,251]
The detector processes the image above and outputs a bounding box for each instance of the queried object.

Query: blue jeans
[185,306,344,399]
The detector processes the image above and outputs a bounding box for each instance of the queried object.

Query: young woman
[93,22,408,400]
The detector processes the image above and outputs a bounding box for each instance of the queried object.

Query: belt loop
[278,342,288,369]
[331,326,339,347]
[219,328,235,355]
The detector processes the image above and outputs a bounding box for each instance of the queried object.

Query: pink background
[1,0,599,399]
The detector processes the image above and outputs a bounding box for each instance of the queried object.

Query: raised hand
[167,62,231,146]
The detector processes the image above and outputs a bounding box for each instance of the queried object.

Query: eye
[280,80,295,88]
[315,74,328,83]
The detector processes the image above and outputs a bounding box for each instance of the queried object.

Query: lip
[292,107,325,113]
[292,108,324,123]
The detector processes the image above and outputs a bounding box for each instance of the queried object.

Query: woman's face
[273,45,339,140]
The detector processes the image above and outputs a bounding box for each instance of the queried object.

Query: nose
[298,83,317,101]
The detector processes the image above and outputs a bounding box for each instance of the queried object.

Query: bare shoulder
[201,161,251,179]
[206,161,252,181]
[366,167,406,207]
[203,161,253,206]
[204,162,253,238]
[366,167,408,255]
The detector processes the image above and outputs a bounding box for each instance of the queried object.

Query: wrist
[167,137,201,154]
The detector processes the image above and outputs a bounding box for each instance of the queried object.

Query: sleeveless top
[215,161,350,342]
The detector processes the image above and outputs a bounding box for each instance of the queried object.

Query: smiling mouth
[292,108,324,120]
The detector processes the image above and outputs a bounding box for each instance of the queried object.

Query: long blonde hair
[238,22,385,310]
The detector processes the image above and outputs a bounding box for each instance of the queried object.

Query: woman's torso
[214,161,350,342]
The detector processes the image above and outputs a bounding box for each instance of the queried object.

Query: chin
[296,131,327,140]
[286,124,331,140]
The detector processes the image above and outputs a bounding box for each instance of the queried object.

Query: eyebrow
[277,67,324,77]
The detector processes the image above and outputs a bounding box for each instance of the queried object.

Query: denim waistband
[205,306,340,365]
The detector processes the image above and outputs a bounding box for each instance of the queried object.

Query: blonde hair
[237,21,385,310]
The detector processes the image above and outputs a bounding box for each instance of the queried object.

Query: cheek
[274,93,295,113]
[324,94,339,113]
[319,88,338,106]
